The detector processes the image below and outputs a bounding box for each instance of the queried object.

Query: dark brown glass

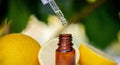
[56,34,75,65]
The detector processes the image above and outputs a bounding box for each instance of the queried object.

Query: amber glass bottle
[56,34,75,65]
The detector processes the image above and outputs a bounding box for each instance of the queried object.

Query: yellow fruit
[38,38,80,65]
[79,43,117,65]
[0,33,41,65]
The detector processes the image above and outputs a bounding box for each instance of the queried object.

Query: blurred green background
[0,0,120,49]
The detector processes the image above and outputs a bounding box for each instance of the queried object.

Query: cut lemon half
[79,43,117,65]
[38,38,80,65]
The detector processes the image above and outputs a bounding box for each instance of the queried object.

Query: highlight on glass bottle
[56,34,75,65]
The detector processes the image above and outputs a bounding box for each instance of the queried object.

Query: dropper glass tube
[48,0,67,25]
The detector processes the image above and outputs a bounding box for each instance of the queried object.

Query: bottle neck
[57,34,73,52]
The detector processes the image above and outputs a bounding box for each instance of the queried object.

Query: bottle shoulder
[56,47,75,52]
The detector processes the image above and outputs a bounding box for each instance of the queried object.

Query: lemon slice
[38,38,80,65]
[79,43,117,65]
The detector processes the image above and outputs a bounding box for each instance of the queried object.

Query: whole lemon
[0,33,41,65]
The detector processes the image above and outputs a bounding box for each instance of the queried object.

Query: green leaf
[83,2,120,49]
[56,0,74,20]
[24,0,48,23]
[0,0,7,25]
[73,0,87,12]
[7,0,30,33]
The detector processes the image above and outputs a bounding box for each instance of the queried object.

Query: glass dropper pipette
[41,0,67,25]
